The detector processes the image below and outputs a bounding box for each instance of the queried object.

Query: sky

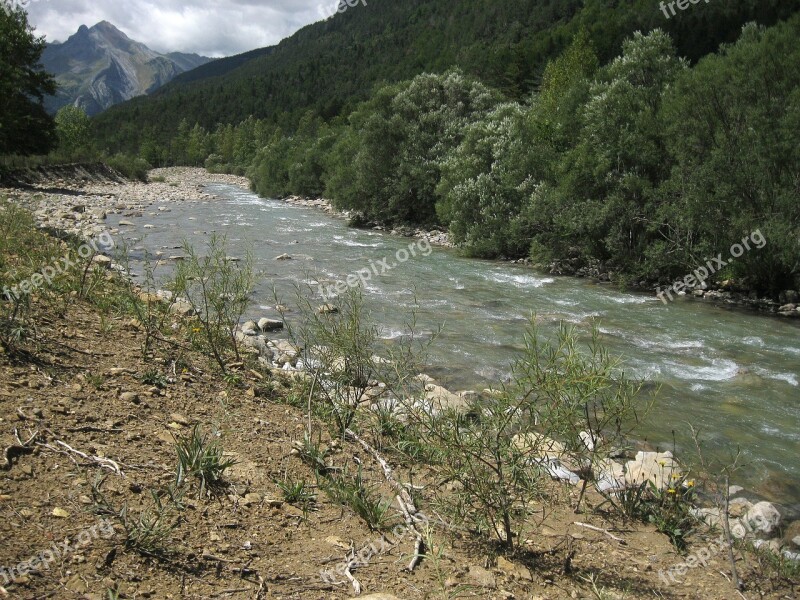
[22,0,340,57]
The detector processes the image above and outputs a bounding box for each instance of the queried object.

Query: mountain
[92,0,800,153]
[41,21,212,116]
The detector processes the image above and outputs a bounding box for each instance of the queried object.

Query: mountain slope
[41,21,212,116]
[92,0,800,153]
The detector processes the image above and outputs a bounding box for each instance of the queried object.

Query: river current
[110,184,800,509]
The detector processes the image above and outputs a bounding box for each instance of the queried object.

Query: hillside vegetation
[91,0,800,151]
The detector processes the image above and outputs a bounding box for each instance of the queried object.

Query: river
[111,183,800,510]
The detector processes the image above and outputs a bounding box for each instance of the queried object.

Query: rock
[258,318,284,331]
[624,451,682,491]
[52,507,70,518]
[273,340,298,356]
[728,497,753,518]
[242,493,262,506]
[325,535,350,550]
[728,485,745,496]
[752,538,783,553]
[120,392,139,403]
[170,299,196,316]
[466,565,497,589]
[779,304,797,312]
[118,220,135,226]
[318,304,339,314]
[594,459,626,493]
[91,254,113,269]
[783,521,800,549]
[496,556,532,581]
[744,501,782,538]
[425,383,469,413]
[170,413,191,426]
[783,549,800,562]
[275,253,292,261]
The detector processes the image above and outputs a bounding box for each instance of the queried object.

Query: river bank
[2,167,799,598]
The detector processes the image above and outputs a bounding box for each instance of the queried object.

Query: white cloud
[24,0,343,57]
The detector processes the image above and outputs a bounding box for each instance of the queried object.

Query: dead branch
[37,439,126,476]
[572,521,627,544]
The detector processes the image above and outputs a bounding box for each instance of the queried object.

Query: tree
[0,3,57,155]
[54,105,90,158]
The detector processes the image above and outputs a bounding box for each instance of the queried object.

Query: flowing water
[112,184,800,508]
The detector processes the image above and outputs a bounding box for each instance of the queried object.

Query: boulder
[273,339,298,357]
[743,501,782,538]
[258,318,284,331]
[170,299,196,317]
[318,304,339,314]
[241,320,258,336]
[624,450,682,491]
[425,383,469,413]
[275,253,292,261]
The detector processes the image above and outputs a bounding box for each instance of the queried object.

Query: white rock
[258,318,284,331]
[744,501,782,537]
[624,450,682,491]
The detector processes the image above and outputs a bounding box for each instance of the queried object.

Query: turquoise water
[112,184,800,508]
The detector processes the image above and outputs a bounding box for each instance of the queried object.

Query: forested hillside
[84,0,800,298]
[91,0,799,153]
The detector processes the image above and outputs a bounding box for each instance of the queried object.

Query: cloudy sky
[24,0,339,57]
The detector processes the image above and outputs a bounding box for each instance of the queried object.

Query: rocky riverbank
[521,255,800,320]
[0,166,250,242]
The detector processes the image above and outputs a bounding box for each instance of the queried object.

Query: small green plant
[141,368,167,388]
[120,491,179,557]
[645,477,697,551]
[277,475,316,506]
[174,425,236,497]
[86,373,106,389]
[294,433,331,476]
[598,480,649,521]
[222,371,243,387]
[92,479,179,558]
[321,465,393,531]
